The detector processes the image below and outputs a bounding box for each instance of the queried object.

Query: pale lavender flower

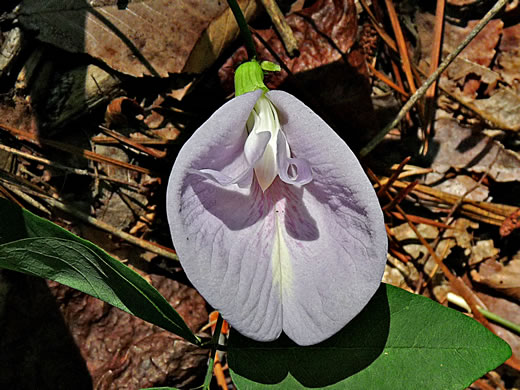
[166,89,387,346]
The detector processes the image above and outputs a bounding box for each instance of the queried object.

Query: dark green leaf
[140,387,180,390]
[228,284,511,390]
[0,198,198,345]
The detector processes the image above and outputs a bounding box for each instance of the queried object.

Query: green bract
[234,60,280,96]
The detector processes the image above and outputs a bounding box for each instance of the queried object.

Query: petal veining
[167,89,387,346]
[265,90,387,345]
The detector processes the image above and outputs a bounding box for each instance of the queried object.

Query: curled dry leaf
[104,97,143,128]
[474,258,520,301]
[19,0,259,77]
[416,12,520,131]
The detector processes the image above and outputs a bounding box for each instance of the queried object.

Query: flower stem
[447,293,520,335]
[227,0,257,59]
[202,313,224,389]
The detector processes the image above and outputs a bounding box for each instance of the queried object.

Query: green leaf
[140,387,180,390]
[228,284,511,390]
[0,198,199,345]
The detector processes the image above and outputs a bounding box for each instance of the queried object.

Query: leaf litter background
[0,0,520,388]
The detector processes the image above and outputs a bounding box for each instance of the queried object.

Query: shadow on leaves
[228,284,390,388]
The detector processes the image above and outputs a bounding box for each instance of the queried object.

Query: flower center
[245,95,287,192]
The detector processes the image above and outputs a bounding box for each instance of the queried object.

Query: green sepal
[234,60,269,96]
[261,61,281,72]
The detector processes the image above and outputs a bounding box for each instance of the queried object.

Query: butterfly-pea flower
[167,61,387,346]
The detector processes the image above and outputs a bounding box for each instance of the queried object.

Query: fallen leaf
[415,12,520,131]
[495,24,520,87]
[434,175,489,202]
[426,114,520,182]
[416,12,503,69]
[477,291,520,361]
[105,97,143,128]
[470,239,500,265]
[472,88,520,131]
[474,258,520,301]
[20,0,258,77]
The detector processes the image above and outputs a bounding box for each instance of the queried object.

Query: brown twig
[0,122,156,176]
[360,0,509,157]
[382,179,418,212]
[377,156,411,197]
[384,0,416,93]
[369,169,493,329]
[259,0,299,56]
[98,125,167,158]
[32,194,179,262]
[367,62,409,97]
[422,0,446,155]
[0,143,141,189]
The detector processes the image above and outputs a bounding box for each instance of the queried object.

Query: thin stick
[33,195,179,261]
[259,0,298,56]
[227,0,257,60]
[99,125,166,159]
[422,0,446,155]
[0,122,155,176]
[367,62,409,97]
[2,183,51,215]
[384,0,416,93]
[368,169,492,329]
[0,144,141,188]
[360,0,508,157]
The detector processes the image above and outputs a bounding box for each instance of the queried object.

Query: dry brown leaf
[417,12,503,68]
[427,115,520,182]
[20,0,258,77]
[434,175,489,202]
[440,57,500,100]
[469,239,499,265]
[477,291,520,360]
[474,258,520,301]
[220,0,359,90]
[415,12,520,131]
[471,88,520,131]
[184,0,259,73]
[495,24,520,87]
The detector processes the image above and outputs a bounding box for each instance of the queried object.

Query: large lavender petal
[267,90,387,345]
[168,88,387,346]
[167,90,284,341]
[180,89,263,188]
